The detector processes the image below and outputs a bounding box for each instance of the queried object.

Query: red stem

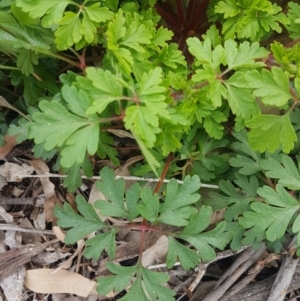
[187,0,210,31]
[175,0,186,28]
[138,153,174,261]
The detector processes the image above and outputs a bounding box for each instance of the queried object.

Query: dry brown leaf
[25,269,97,297]
[52,226,66,243]
[44,195,62,223]
[30,160,55,198]
[142,235,168,267]
[19,218,41,245]
[0,162,34,182]
[0,135,18,159]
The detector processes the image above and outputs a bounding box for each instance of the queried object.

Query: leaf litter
[0,140,295,301]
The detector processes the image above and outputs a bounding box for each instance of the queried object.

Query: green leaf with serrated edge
[260,155,300,190]
[224,40,268,70]
[132,131,160,175]
[62,163,82,192]
[158,176,201,227]
[166,237,201,270]
[137,187,159,223]
[225,81,257,120]
[203,180,253,221]
[54,195,105,244]
[97,264,174,301]
[202,25,222,48]
[61,85,90,118]
[245,67,292,107]
[287,2,300,39]
[60,121,99,168]
[179,221,232,262]
[226,222,245,251]
[141,266,174,301]
[85,67,125,114]
[239,185,300,241]
[55,12,82,50]
[136,67,169,118]
[292,214,300,233]
[16,0,71,26]
[125,183,140,220]
[181,206,212,235]
[97,263,137,295]
[229,130,261,175]
[187,37,213,65]
[84,230,117,260]
[98,132,120,166]
[203,110,227,139]
[246,114,297,153]
[234,174,259,197]
[28,100,99,168]
[124,105,160,148]
[84,3,113,23]
[94,167,128,218]
[118,278,149,301]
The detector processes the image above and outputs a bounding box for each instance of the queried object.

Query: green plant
[1,0,300,299]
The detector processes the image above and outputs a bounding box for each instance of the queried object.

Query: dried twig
[0,224,55,235]
[201,244,266,301]
[266,236,299,301]
[0,238,59,280]
[17,173,220,189]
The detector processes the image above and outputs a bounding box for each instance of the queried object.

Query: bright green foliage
[271,42,300,77]
[95,167,140,220]
[54,195,106,244]
[260,155,300,190]
[85,67,126,115]
[158,175,201,226]
[28,86,100,169]
[16,0,113,50]
[166,237,201,270]
[246,114,297,153]
[97,263,174,301]
[214,0,288,41]
[54,168,234,299]
[245,67,292,107]
[0,12,55,75]
[4,1,300,299]
[187,37,268,114]
[203,178,255,222]
[179,206,233,262]
[239,185,300,242]
[229,131,262,175]
[287,2,300,39]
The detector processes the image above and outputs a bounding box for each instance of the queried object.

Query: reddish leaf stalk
[138,153,174,261]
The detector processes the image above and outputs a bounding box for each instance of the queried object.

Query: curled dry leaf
[0,135,18,159]
[142,235,169,267]
[0,162,34,182]
[25,269,98,297]
[44,195,62,223]
[30,160,55,198]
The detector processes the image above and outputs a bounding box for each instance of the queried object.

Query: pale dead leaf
[53,240,85,272]
[25,269,97,297]
[88,182,107,222]
[44,195,62,223]
[0,162,34,182]
[0,176,6,190]
[0,96,30,121]
[106,129,134,139]
[52,226,66,243]
[142,235,168,267]
[0,135,18,159]
[30,160,55,198]
[19,218,41,245]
